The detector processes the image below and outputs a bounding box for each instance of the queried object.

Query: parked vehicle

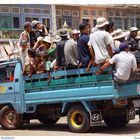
[0,59,139,133]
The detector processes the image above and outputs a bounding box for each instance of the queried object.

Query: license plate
[133,99,140,107]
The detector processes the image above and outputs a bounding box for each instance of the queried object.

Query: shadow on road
[21,121,140,135]
[23,122,70,132]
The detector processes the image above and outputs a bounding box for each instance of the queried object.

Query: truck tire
[38,116,60,125]
[104,116,129,128]
[0,106,23,130]
[67,105,90,133]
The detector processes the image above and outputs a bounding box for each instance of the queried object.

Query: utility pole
[51,4,57,36]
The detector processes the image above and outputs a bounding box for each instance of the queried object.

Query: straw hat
[52,35,61,42]
[59,29,69,37]
[43,36,52,44]
[95,17,109,28]
[113,29,125,40]
[136,31,140,39]
[37,36,43,42]
[129,27,138,32]
[31,20,42,28]
[71,29,80,34]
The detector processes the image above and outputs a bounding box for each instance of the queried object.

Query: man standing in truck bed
[88,17,113,65]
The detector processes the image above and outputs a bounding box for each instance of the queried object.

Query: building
[1,4,140,38]
[106,4,140,30]
[55,5,80,29]
[80,5,107,27]
[0,4,52,31]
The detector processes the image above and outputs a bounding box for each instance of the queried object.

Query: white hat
[43,36,52,44]
[31,20,42,28]
[136,31,140,39]
[113,29,125,40]
[71,29,80,34]
[52,35,61,42]
[129,27,139,32]
[59,29,69,37]
[37,36,43,42]
[95,17,109,28]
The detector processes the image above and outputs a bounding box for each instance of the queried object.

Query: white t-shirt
[88,29,112,64]
[14,48,29,69]
[109,51,137,80]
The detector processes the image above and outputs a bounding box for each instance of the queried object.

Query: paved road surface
[0,116,140,136]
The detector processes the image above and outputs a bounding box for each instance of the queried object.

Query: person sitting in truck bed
[33,36,52,53]
[23,49,36,76]
[95,42,137,83]
[88,17,113,67]
[9,40,29,70]
[64,29,80,69]
[77,23,91,68]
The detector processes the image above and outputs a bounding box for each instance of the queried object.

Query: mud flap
[90,110,102,126]
[127,107,135,121]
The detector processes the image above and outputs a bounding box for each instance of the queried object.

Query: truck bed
[24,67,116,104]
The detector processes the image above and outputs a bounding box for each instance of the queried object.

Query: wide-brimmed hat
[129,27,139,32]
[31,20,42,28]
[37,36,43,42]
[113,29,125,40]
[119,42,129,51]
[59,29,69,37]
[43,36,52,44]
[95,17,109,28]
[71,29,80,34]
[136,31,140,39]
[52,35,61,42]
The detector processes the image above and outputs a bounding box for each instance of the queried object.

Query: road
[0,116,140,136]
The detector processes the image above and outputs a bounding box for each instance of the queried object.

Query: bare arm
[22,32,28,41]
[33,40,40,50]
[89,45,95,58]
[106,44,113,58]
[95,61,111,75]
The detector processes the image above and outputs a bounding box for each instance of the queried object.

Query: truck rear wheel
[0,106,23,130]
[67,105,90,133]
[38,116,60,125]
[104,116,129,128]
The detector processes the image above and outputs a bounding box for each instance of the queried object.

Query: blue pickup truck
[0,59,140,133]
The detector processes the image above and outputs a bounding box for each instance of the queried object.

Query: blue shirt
[77,34,91,66]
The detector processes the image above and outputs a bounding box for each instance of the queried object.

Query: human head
[79,23,90,35]
[24,22,31,32]
[34,52,41,63]
[31,20,42,29]
[119,42,129,52]
[130,27,139,38]
[27,48,36,58]
[52,35,61,43]
[113,29,125,42]
[42,36,52,49]
[71,29,80,41]
[95,17,109,29]
[105,21,114,33]
[40,51,48,61]
[20,40,28,51]
[59,29,69,38]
